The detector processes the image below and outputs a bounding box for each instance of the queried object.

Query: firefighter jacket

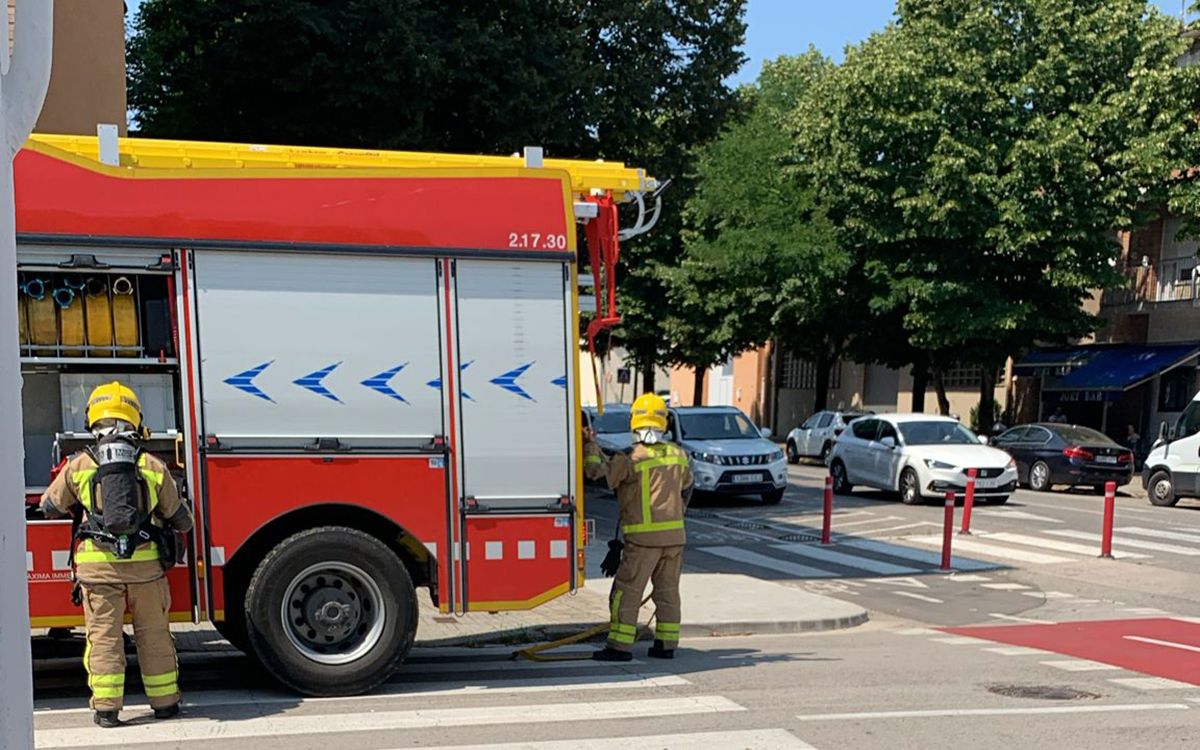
[40,452,193,585]
[600,441,693,547]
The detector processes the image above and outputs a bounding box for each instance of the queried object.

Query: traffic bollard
[1100,480,1116,559]
[941,491,955,571]
[822,475,833,545]
[960,468,977,535]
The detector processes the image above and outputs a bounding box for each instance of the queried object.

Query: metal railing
[1103,261,1200,307]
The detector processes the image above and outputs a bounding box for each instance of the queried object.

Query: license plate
[732,474,760,484]
[1097,456,1118,464]
[975,477,1000,489]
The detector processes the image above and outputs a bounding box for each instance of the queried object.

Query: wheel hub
[281,562,385,665]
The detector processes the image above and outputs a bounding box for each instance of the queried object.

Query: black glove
[600,539,624,577]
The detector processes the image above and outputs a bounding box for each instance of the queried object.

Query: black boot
[93,710,120,728]
[648,639,675,659]
[154,703,181,720]
[592,646,633,662]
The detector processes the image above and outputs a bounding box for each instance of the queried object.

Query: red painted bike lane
[944,618,1200,686]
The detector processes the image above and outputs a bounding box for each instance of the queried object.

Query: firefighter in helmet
[585,393,693,661]
[39,381,193,728]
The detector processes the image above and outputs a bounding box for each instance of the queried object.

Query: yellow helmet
[630,392,668,432]
[85,381,143,430]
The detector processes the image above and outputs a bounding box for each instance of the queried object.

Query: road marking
[1040,659,1120,672]
[909,535,1072,565]
[838,538,996,571]
[770,543,921,576]
[794,704,1190,721]
[893,591,944,604]
[1122,608,1169,616]
[1020,591,1076,600]
[1045,530,1200,556]
[983,646,1051,656]
[868,576,929,589]
[33,672,690,715]
[980,582,1031,590]
[987,613,1056,624]
[833,515,905,529]
[979,532,1149,560]
[859,522,943,535]
[697,546,836,578]
[1123,635,1200,654]
[930,636,986,645]
[1116,526,1200,544]
[34,696,747,748]
[896,627,941,636]
[947,574,991,583]
[986,510,1064,523]
[1109,677,1198,690]
[407,729,818,750]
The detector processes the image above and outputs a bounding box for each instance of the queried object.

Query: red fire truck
[17,133,655,695]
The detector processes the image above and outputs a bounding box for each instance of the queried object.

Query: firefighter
[39,381,193,728]
[587,393,693,662]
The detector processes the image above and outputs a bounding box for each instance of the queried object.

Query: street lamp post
[0,2,53,748]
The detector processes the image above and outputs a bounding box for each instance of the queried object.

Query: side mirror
[760,427,772,439]
[1160,421,1170,442]
[978,435,990,445]
[880,436,896,449]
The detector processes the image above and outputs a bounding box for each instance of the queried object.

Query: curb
[412,609,870,649]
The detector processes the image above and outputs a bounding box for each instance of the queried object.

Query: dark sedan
[993,423,1134,492]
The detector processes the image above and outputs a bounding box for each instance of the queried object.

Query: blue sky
[734,0,1194,84]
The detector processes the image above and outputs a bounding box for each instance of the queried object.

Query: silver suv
[786,410,870,465]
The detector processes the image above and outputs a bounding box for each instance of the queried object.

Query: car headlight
[1006,457,1017,470]
[924,459,957,470]
[690,451,720,464]
[769,449,785,462]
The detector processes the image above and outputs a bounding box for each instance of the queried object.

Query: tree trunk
[978,368,997,435]
[641,353,656,395]
[911,360,928,413]
[692,365,705,407]
[814,347,832,412]
[932,366,951,416]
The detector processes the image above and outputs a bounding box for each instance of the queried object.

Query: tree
[795,0,1200,433]
[681,53,855,412]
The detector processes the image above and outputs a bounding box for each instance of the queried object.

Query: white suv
[669,406,789,505]
[828,414,1018,505]
[786,409,870,465]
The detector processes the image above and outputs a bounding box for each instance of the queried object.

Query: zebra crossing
[694,523,1200,581]
[32,647,820,750]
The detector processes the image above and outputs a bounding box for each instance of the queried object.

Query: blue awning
[1013,347,1093,375]
[1042,344,1200,393]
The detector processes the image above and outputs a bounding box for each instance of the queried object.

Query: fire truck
[17,132,655,695]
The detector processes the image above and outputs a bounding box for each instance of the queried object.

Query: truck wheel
[244,526,417,696]
[1147,471,1179,507]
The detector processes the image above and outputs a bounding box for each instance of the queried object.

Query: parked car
[582,405,634,455]
[668,406,788,504]
[993,423,1134,493]
[828,414,1018,505]
[785,409,871,465]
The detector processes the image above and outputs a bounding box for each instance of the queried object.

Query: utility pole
[0,2,53,749]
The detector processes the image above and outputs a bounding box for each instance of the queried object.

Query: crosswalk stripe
[34,695,746,748]
[907,536,1073,564]
[409,729,818,750]
[1116,526,1200,544]
[34,672,688,716]
[769,544,921,576]
[979,532,1149,559]
[1045,530,1200,556]
[698,546,836,578]
[1109,677,1198,690]
[838,539,996,571]
[1040,659,1120,672]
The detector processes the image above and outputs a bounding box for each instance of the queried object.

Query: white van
[1142,394,1200,506]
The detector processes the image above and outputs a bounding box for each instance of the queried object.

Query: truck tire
[1147,470,1179,507]
[244,526,417,696]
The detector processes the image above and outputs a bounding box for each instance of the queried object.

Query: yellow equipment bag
[84,277,114,353]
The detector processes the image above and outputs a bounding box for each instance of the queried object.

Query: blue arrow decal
[552,374,568,389]
[294,362,343,403]
[427,360,473,401]
[492,362,535,401]
[224,361,274,402]
[361,363,409,403]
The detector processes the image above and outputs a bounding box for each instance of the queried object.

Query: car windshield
[1052,425,1114,445]
[592,409,631,434]
[678,411,759,440]
[897,420,980,446]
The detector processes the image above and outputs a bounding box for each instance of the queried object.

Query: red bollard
[941,491,955,570]
[1100,480,1116,558]
[822,475,833,545]
[960,468,977,535]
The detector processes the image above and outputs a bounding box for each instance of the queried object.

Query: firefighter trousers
[607,542,683,652]
[81,577,180,711]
